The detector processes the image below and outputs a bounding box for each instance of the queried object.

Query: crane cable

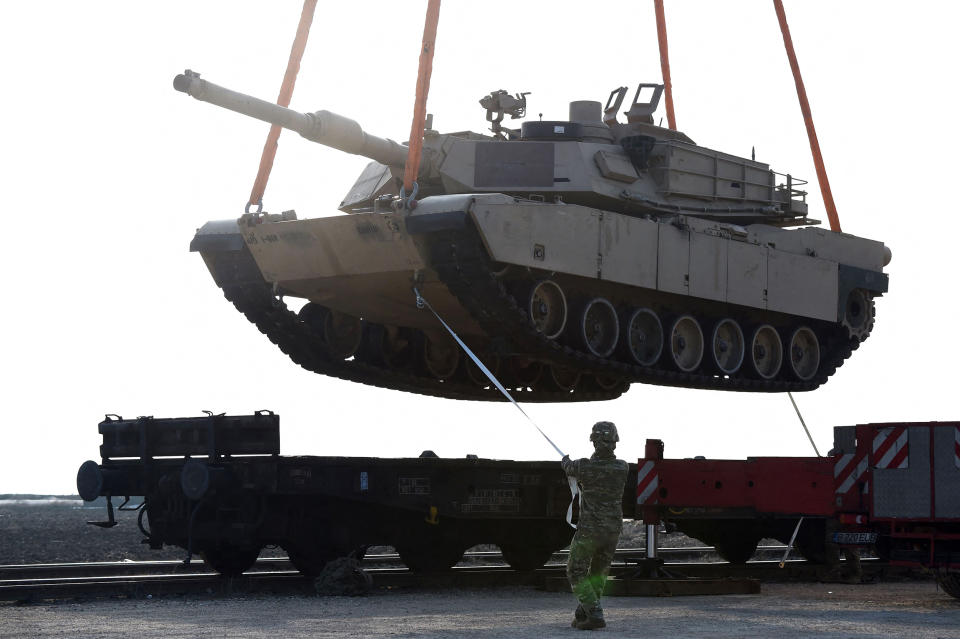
[246,0,318,215]
[773,0,842,232]
[401,0,442,207]
[414,288,579,528]
[653,0,677,130]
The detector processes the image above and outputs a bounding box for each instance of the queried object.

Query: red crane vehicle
[637,421,960,596]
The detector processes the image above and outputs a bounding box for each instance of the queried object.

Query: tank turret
[181,70,889,402]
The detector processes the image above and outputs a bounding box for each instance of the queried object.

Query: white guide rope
[414,288,578,528]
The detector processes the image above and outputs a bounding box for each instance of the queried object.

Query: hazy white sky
[1,1,956,494]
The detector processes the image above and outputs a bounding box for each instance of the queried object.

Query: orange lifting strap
[773,0,842,232]
[247,0,319,213]
[402,0,442,198]
[653,0,677,130]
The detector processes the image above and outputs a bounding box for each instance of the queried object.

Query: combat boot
[573,606,605,630]
[571,604,587,628]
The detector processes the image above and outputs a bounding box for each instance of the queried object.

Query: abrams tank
[176,71,890,402]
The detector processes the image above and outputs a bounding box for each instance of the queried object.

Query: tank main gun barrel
[173,70,411,168]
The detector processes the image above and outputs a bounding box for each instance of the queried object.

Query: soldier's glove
[562,454,570,463]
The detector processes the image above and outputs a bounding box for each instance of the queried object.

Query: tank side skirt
[424,219,857,392]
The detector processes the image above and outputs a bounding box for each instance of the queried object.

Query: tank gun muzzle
[173,70,411,168]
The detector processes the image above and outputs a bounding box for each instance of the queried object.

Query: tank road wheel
[749,325,783,379]
[547,364,582,392]
[787,327,821,381]
[842,288,874,340]
[201,545,261,577]
[938,573,960,599]
[465,352,500,387]
[527,280,567,340]
[499,544,556,572]
[621,308,663,366]
[422,332,461,380]
[577,298,619,358]
[668,315,704,372]
[591,374,626,392]
[375,325,416,369]
[710,318,745,375]
[507,358,543,388]
[323,310,363,359]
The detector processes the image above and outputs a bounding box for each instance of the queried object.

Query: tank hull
[192,193,886,400]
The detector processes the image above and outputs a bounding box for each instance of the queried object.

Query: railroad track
[0,546,905,603]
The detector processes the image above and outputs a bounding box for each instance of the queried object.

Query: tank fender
[189,219,244,252]
[404,194,478,234]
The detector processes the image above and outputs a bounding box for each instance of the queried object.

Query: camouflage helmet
[590,421,619,444]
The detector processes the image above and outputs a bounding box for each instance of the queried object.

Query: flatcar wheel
[396,543,464,572]
[937,573,960,599]
[422,332,461,380]
[527,280,567,340]
[622,307,663,366]
[787,327,820,381]
[713,536,759,565]
[322,310,363,359]
[508,357,543,388]
[465,352,500,386]
[578,297,619,358]
[750,325,783,379]
[668,315,704,372]
[201,545,261,577]
[499,544,555,571]
[547,364,581,392]
[711,318,745,375]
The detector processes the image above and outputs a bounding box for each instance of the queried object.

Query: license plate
[831,532,878,545]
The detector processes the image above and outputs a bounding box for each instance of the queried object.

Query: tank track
[422,221,862,393]
[208,248,620,403]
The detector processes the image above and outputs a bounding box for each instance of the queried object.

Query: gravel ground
[2,583,958,638]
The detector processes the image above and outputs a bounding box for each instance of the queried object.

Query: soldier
[562,421,629,630]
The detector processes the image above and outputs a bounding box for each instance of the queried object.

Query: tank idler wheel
[465,351,500,387]
[842,288,874,340]
[788,326,821,381]
[322,310,363,359]
[547,364,582,392]
[577,297,619,358]
[749,325,783,379]
[668,315,704,372]
[711,318,745,375]
[527,280,567,340]
[201,544,261,577]
[422,332,461,380]
[499,544,556,572]
[507,357,543,388]
[621,307,663,366]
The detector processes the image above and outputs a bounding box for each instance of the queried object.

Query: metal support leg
[646,523,658,559]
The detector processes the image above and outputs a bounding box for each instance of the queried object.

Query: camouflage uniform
[562,421,629,630]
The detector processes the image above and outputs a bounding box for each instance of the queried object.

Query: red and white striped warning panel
[955,425,960,469]
[636,460,659,505]
[835,449,868,495]
[873,425,909,470]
